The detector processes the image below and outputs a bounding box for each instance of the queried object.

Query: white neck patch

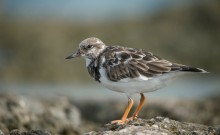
[85,58,91,67]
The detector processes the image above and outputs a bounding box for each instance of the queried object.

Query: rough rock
[141,96,220,126]
[0,93,81,135]
[77,95,220,127]
[85,117,220,135]
[0,130,4,135]
[0,92,220,134]
[9,129,51,135]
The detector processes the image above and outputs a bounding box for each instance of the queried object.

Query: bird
[66,37,207,124]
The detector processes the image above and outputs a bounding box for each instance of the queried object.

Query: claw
[127,115,138,121]
[111,119,127,124]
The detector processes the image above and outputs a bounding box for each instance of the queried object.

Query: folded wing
[102,46,206,82]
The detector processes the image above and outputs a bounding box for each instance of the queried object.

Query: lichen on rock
[85,117,220,135]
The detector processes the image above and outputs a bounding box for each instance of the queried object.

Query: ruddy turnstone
[66,37,207,124]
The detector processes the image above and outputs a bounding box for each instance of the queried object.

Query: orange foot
[110,98,134,125]
[127,115,138,121]
[111,119,128,124]
[111,117,136,124]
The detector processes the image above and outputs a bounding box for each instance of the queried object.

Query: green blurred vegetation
[0,1,220,83]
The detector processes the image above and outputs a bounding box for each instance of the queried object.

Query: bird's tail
[171,63,208,73]
[180,66,208,73]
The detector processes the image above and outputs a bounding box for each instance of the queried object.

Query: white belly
[99,67,183,95]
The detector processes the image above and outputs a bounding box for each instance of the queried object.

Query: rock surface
[77,95,220,130]
[8,129,51,135]
[0,93,81,135]
[0,92,220,135]
[85,117,220,135]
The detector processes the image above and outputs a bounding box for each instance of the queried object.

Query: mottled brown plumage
[101,46,204,82]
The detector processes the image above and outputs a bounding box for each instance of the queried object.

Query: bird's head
[66,37,106,60]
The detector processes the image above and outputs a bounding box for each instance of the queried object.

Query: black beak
[65,49,82,59]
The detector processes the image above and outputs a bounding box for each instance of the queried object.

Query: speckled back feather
[99,46,205,82]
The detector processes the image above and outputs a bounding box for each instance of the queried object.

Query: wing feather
[101,46,192,82]
[147,63,171,72]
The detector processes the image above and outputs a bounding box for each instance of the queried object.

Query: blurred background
[0,0,219,99]
[0,0,220,133]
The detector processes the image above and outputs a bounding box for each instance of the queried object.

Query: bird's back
[99,46,206,82]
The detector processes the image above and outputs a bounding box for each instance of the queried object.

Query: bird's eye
[87,45,93,49]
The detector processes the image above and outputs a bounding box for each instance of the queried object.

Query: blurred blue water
[3,0,205,23]
[0,74,219,101]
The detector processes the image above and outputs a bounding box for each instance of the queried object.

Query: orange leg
[111,98,134,124]
[129,93,146,120]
